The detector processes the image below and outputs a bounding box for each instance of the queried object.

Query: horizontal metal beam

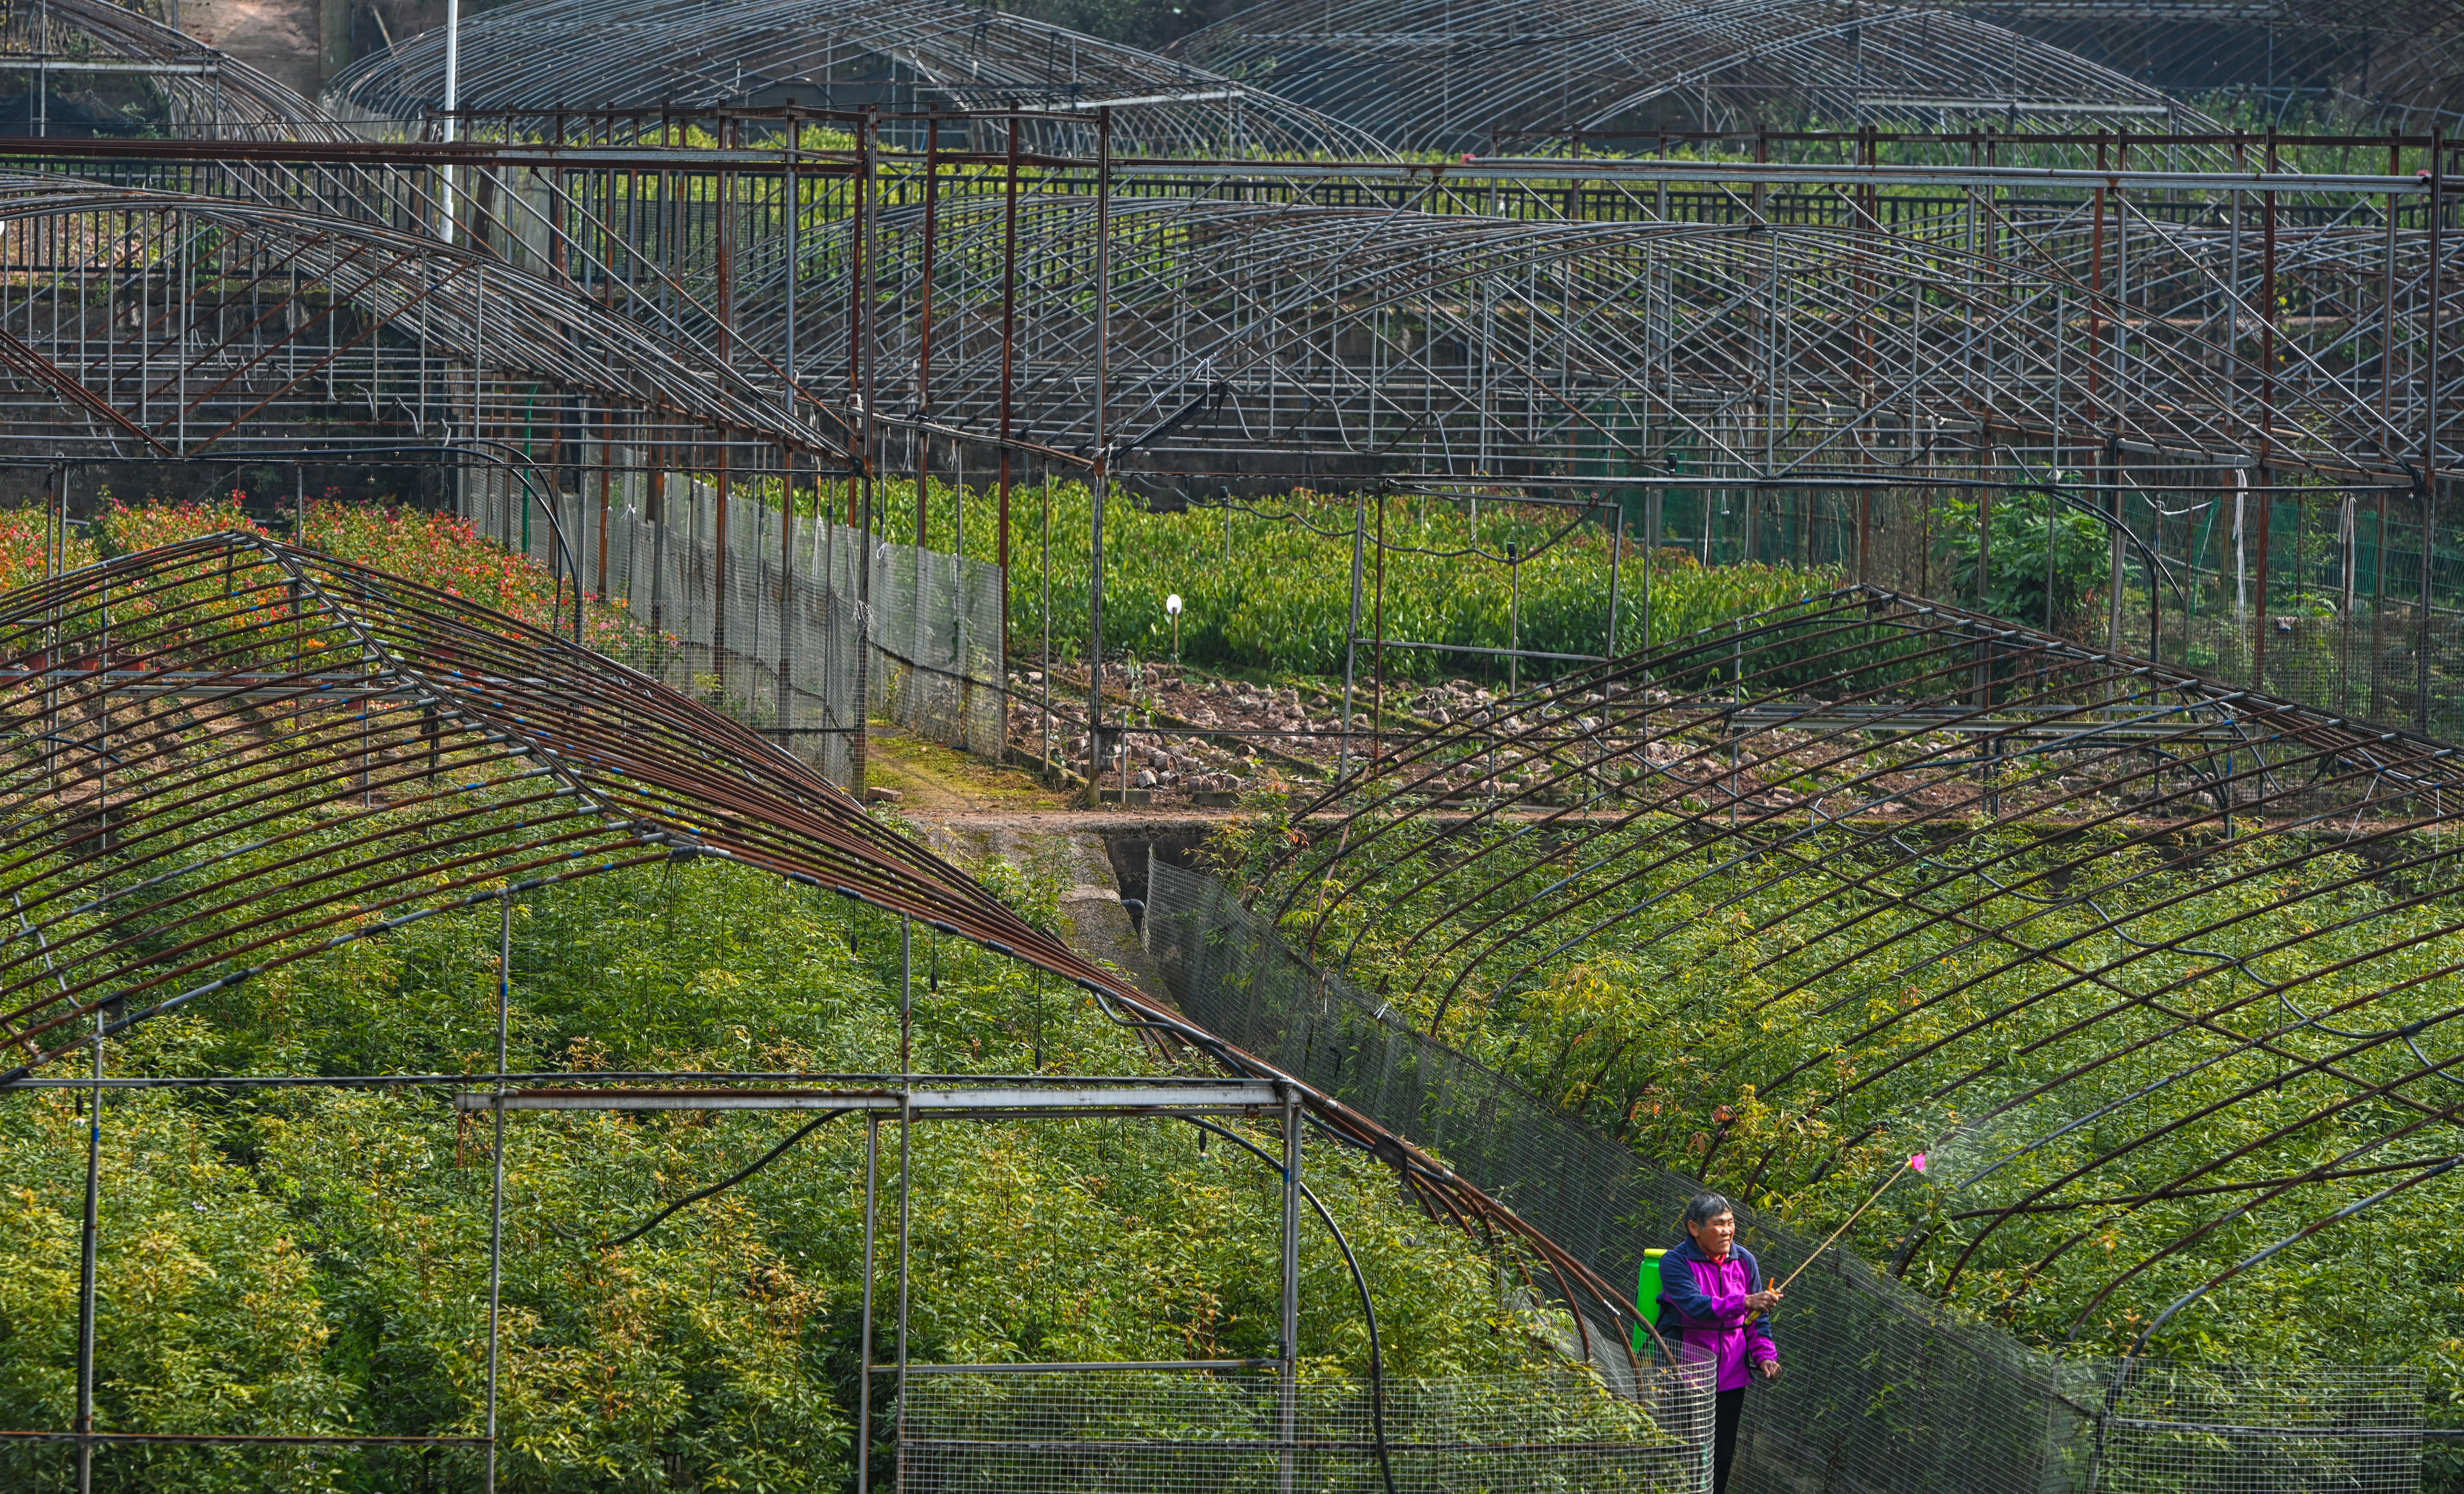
[881,1358,1282,1374]
[0,138,864,172]
[0,136,2429,197]
[1849,94,2173,118]
[1111,156,2434,196]
[1006,88,1247,112]
[0,59,221,75]
[455,1080,1289,1114]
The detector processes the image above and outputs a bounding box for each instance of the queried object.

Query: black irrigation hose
[599,1108,855,1249]
[1178,1114,1398,1494]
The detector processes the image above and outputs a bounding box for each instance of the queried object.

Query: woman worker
[1658,1193,1783,1494]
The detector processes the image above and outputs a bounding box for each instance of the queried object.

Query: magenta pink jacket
[1656,1238,1780,1391]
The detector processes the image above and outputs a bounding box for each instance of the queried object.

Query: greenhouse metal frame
[0,0,2456,1481]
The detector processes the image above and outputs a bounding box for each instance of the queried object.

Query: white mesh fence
[869,537,1007,762]
[460,454,1004,786]
[900,1368,1716,1494]
[2073,1360,2428,1494]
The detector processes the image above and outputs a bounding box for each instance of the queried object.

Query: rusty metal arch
[0,531,1645,1347]
[1256,587,2464,1331]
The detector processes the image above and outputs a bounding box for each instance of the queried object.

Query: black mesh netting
[1142,861,2427,1494]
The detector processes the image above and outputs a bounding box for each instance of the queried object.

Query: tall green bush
[1936,485,2112,634]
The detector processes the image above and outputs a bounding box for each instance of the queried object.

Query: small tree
[1940,482,2111,634]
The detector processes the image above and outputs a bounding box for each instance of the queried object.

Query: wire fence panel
[1140,862,2428,1494]
[869,538,1007,760]
[902,1368,1715,1494]
[458,457,1004,785]
[2077,1361,2426,1494]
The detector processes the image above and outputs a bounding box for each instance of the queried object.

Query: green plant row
[947,482,1833,680]
[0,832,1583,1492]
[1233,811,2464,1442]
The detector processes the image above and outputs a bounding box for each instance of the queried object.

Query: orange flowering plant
[293,499,658,657]
[68,493,667,663]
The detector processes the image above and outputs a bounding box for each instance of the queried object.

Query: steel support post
[895,918,913,1490]
[858,1117,878,1492]
[1279,1086,1301,1494]
[1085,109,1113,808]
[2256,129,2278,687]
[2421,129,2444,733]
[2379,135,2401,718]
[846,121,865,530]
[714,436,731,682]
[780,445,797,717]
[72,981,101,1494]
[484,890,510,1494]
[596,409,612,600]
[440,0,462,242]
[781,126,804,725]
[2107,446,2126,654]
[1339,495,1365,785]
[853,108,879,797]
[997,118,1020,659]
[918,122,938,548]
[784,119,799,398]
[2089,139,2117,651]
[1372,494,1386,770]
[1039,463,1053,776]
[1642,487,1657,674]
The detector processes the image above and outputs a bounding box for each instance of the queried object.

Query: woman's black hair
[1684,1192,1735,1230]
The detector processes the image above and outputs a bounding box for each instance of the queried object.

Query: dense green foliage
[0,836,1575,1491]
[1937,484,2113,633]
[1235,814,2464,1444]
[0,506,1577,1489]
[938,480,1836,679]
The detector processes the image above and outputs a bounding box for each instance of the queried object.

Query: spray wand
[1750,1153,1927,1321]
[1780,1151,1926,1292]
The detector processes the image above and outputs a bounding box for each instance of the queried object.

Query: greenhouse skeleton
[0,0,2461,1483]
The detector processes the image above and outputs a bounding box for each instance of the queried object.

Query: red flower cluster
[8,496,667,658]
[0,509,96,591]
[97,493,267,556]
[289,500,658,652]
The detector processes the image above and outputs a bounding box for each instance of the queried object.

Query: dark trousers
[1713,1385,1747,1494]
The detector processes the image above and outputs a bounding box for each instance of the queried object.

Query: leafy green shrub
[1936,484,2112,634]
[0,848,1574,1491]
[1248,818,2464,1428]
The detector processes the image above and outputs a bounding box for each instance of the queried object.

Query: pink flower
[1909,1153,1927,1173]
